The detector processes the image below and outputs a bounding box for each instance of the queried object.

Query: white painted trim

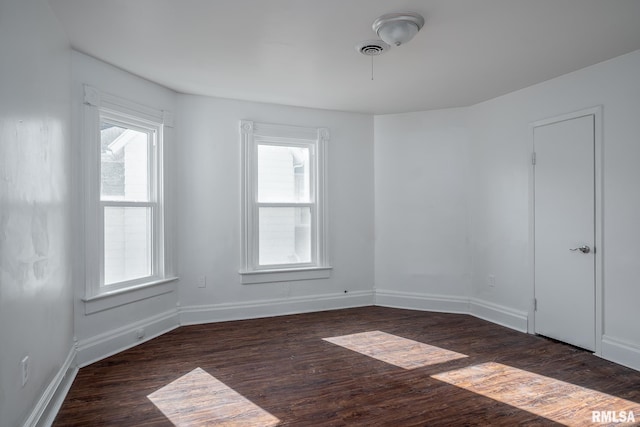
[82,96,101,304]
[374,289,470,314]
[601,335,640,372]
[593,106,605,357]
[528,106,604,354]
[527,123,536,334]
[85,84,166,124]
[469,298,529,333]
[179,291,374,325]
[82,278,177,314]
[375,290,529,333]
[76,309,179,367]
[252,121,321,141]
[317,126,330,267]
[22,347,77,427]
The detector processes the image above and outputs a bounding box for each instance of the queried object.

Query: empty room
[2,0,640,425]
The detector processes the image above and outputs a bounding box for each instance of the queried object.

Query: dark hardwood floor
[54,307,640,426]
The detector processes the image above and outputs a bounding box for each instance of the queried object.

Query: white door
[534,114,595,351]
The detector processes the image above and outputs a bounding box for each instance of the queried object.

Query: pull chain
[371,54,374,80]
[355,41,386,80]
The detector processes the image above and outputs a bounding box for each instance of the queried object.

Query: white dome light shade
[372,12,425,47]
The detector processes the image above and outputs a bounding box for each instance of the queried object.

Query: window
[100,113,159,286]
[82,85,175,310]
[240,121,331,284]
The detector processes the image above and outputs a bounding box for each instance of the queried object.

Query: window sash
[256,205,317,269]
[254,140,316,205]
[100,203,160,290]
[99,112,158,204]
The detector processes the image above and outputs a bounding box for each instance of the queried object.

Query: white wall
[374,109,472,312]
[374,49,640,369]
[468,49,640,368]
[176,95,375,322]
[0,0,73,425]
[71,52,180,366]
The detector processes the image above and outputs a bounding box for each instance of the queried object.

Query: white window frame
[82,85,176,313]
[240,120,331,284]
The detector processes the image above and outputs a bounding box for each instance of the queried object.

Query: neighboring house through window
[240,120,331,284]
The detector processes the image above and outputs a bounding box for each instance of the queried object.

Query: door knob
[569,245,591,254]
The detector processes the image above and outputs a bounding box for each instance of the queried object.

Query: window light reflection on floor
[432,362,640,426]
[147,367,280,427]
[323,330,468,369]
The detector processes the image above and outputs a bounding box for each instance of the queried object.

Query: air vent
[355,40,390,56]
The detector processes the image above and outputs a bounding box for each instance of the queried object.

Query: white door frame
[528,106,603,356]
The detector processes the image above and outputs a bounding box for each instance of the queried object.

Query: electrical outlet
[197,275,206,288]
[488,275,496,289]
[20,356,29,387]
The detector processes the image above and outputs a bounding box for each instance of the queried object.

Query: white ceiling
[49,0,640,115]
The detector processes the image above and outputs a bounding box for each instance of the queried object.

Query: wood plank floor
[54,307,640,426]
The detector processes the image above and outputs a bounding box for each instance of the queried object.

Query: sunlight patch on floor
[147,367,280,426]
[432,362,640,426]
[323,330,468,369]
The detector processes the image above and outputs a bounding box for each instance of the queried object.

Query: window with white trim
[82,85,175,308]
[240,121,331,284]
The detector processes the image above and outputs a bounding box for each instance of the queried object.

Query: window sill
[239,267,332,284]
[83,277,178,314]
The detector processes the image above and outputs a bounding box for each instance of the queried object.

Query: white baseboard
[374,289,470,314]
[179,290,374,325]
[374,290,529,333]
[601,335,640,372]
[22,347,77,427]
[469,298,529,333]
[75,309,180,367]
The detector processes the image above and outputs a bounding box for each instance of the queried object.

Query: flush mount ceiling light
[372,12,425,47]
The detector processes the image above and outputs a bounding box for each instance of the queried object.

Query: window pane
[258,145,310,203]
[259,207,311,265]
[101,121,150,201]
[104,206,152,284]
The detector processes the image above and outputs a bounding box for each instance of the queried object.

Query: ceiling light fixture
[372,12,425,47]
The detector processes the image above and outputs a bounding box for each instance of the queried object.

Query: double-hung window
[99,112,160,287]
[240,121,331,284]
[83,85,174,310]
